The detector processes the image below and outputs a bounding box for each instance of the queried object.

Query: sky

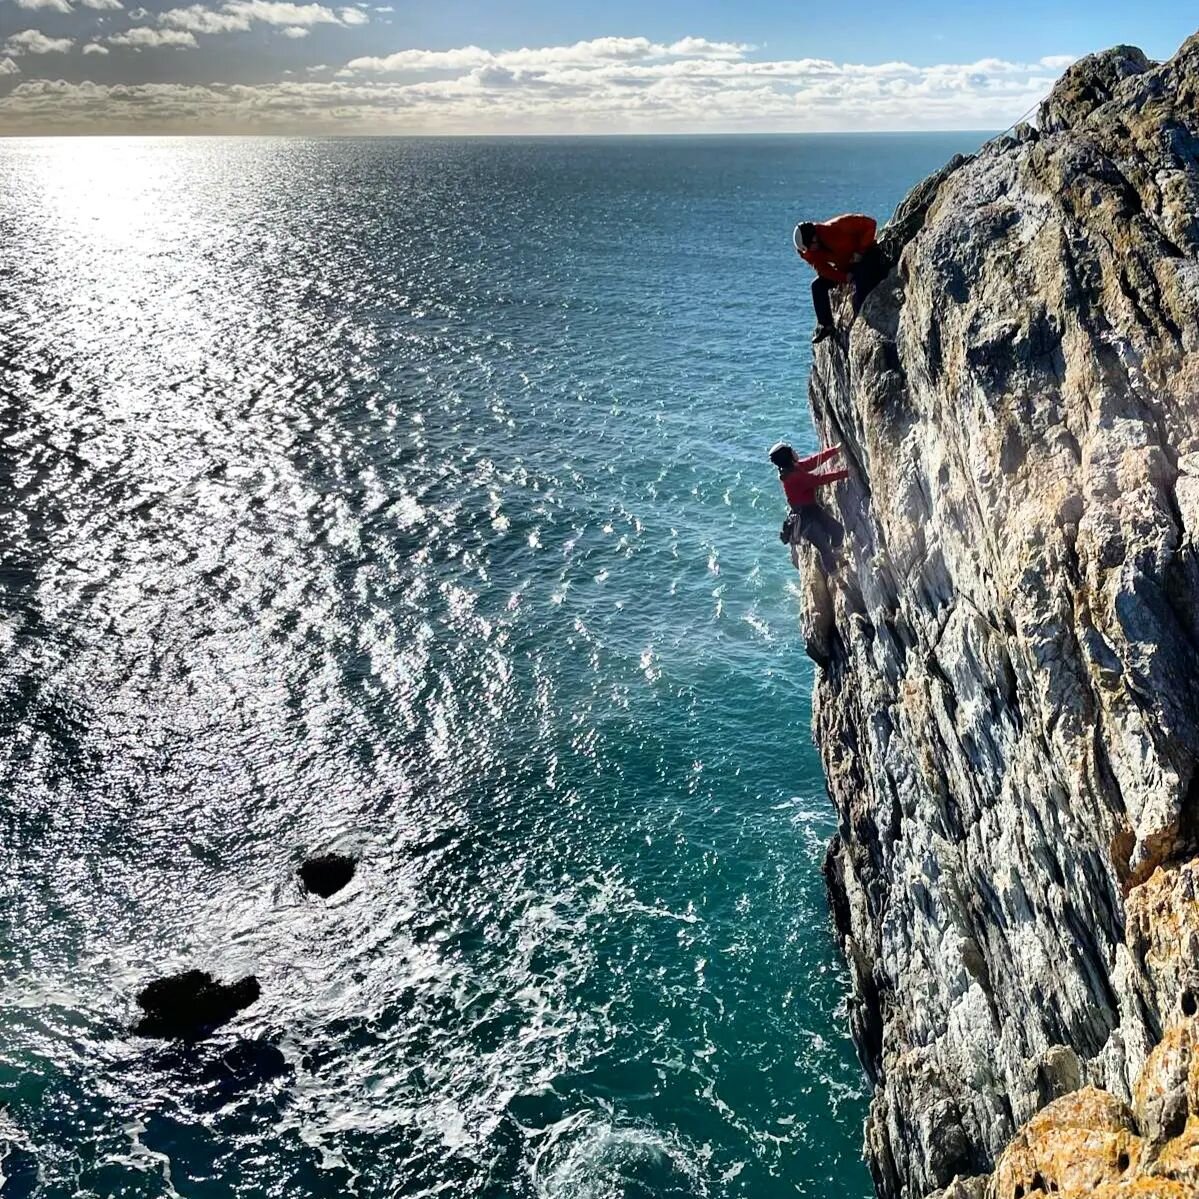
[0,1,1195,134]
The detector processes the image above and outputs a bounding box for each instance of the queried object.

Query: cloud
[345,45,488,72]
[157,0,363,36]
[0,56,19,74]
[222,1,346,26]
[160,5,250,32]
[0,36,1080,135]
[108,26,198,47]
[345,35,755,74]
[5,29,74,53]
[80,0,124,8]
[1039,54,1078,69]
[14,0,73,10]
[665,37,752,58]
[82,41,109,53]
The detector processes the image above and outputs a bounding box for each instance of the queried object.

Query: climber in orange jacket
[794,214,887,345]
[770,441,847,572]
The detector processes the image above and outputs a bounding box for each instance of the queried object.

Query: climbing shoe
[812,325,834,345]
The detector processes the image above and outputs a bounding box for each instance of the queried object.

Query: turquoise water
[0,133,984,1198]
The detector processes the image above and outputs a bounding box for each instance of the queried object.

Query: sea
[0,132,985,1199]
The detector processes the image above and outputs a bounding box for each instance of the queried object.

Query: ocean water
[0,133,985,1199]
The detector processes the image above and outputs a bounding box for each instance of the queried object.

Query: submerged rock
[298,852,356,898]
[800,31,1199,1199]
[134,970,260,1040]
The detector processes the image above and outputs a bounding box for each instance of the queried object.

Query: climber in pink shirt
[770,441,847,571]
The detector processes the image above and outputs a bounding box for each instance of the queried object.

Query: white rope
[989,86,1053,144]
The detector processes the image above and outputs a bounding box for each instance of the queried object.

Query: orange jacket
[800,214,877,284]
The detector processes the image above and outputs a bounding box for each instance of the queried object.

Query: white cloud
[14,0,72,10]
[222,1,344,26]
[159,0,360,35]
[82,41,109,53]
[160,5,250,32]
[345,35,756,74]
[1039,54,1078,70]
[281,24,307,36]
[501,37,658,68]
[0,56,20,74]
[345,45,488,72]
[157,0,366,37]
[5,29,74,53]
[80,0,124,8]
[0,37,1080,135]
[108,26,198,47]
[665,37,752,58]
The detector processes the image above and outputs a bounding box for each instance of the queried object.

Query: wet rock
[134,970,260,1040]
[802,30,1199,1199]
[299,852,357,898]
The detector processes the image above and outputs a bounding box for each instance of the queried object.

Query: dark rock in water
[134,970,260,1040]
[299,852,356,897]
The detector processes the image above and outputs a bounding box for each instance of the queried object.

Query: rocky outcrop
[802,33,1199,1199]
[134,970,260,1039]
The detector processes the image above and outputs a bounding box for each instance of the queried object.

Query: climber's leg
[815,505,845,553]
[851,244,888,316]
[811,277,835,340]
[799,504,843,572]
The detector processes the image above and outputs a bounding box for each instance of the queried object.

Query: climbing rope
[991,89,1051,143]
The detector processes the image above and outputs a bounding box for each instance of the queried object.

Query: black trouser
[792,503,844,571]
[811,243,888,327]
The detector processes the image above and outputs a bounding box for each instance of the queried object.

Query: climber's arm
[802,246,849,284]
[810,468,850,488]
[796,445,843,470]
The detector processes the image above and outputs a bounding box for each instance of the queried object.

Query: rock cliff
[802,33,1199,1199]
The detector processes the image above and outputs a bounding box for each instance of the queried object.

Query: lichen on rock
[802,31,1199,1199]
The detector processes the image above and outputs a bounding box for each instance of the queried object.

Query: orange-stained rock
[1145,1114,1199,1183]
[975,1023,1199,1199]
[990,1087,1142,1198]
[1124,863,1199,1029]
[1085,1181,1195,1197]
[1133,1021,1197,1149]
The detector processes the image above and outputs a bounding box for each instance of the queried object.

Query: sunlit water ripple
[0,133,984,1198]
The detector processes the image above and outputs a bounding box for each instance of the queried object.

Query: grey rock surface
[801,33,1199,1199]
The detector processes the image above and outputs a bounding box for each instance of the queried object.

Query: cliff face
[803,34,1199,1199]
